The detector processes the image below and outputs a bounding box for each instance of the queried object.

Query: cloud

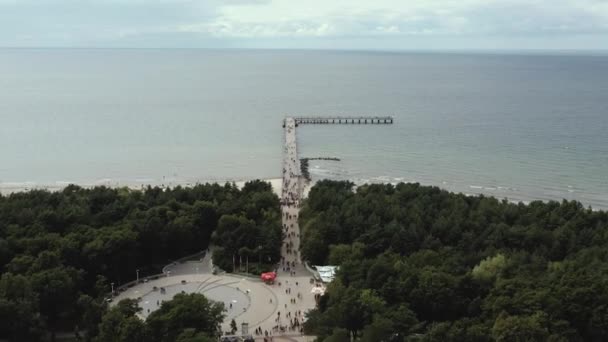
[0,0,607,48]
[195,0,608,37]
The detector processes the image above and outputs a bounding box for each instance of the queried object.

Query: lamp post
[111,282,114,296]
[136,269,140,283]
[258,245,262,273]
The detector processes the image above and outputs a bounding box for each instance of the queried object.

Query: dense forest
[301,181,608,342]
[0,181,281,341]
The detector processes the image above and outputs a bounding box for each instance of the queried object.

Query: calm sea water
[1,49,607,208]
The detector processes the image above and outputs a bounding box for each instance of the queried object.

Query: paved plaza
[112,118,317,341]
[113,271,317,341]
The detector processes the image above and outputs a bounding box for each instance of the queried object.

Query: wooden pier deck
[283,116,394,127]
[281,117,301,206]
[280,115,394,265]
[286,116,393,126]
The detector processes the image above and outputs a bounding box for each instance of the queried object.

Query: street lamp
[111,282,115,296]
[258,245,262,273]
[136,269,140,283]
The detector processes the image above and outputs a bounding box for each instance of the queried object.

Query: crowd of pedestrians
[251,118,313,341]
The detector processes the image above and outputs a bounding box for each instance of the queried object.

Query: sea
[1,49,607,209]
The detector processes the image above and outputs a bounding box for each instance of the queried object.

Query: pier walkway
[282,117,301,208]
[285,116,394,126]
[268,115,396,341]
[279,114,395,254]
[279,114,395,274]
[278,117,313,340]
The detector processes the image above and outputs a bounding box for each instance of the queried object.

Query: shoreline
[1,177,605,211]
[0,177,315,199]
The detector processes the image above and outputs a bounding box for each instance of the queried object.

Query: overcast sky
[1,0,607,50]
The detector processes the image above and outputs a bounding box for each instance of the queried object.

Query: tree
[29,266,82,341]
[77,294,106,342]
[492,311,550,342]
[145,293,225,342]
[472,254,507,282]
[176,328,216,342]
[0,182,280,338]
[299,181,608,340]
[328,242,364,265]
[95,299,143,342]
[0,273,44,341]
[360,316,395,342]
[323,328,350,342]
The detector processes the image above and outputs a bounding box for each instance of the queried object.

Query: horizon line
[1,46,608,56]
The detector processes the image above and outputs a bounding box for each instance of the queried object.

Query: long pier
[280,115,394,264]
[284,116,394,126]
[277,115,393,340]
[281,117,302,271]
[301,157,341,161]
[281,118,301,206]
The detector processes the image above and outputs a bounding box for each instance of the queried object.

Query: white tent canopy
[314,265,338,283]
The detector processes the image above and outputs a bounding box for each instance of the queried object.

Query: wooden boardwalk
[275,115,395,341]
[279,114,395,258]
[285,116,393,126]
[281,117,301,206]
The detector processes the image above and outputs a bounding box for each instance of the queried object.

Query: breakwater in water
[300,158,341,181]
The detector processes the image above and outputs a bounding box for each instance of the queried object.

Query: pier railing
[284,116,394,126]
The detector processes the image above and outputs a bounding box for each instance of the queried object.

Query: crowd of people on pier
[281,119,301,208]
[280,119,303,271]
[251,118,313,341]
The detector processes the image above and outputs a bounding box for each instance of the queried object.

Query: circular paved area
[137,278,249,321]
[112,272,316,341]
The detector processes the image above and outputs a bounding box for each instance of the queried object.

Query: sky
[1,0,607,50]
